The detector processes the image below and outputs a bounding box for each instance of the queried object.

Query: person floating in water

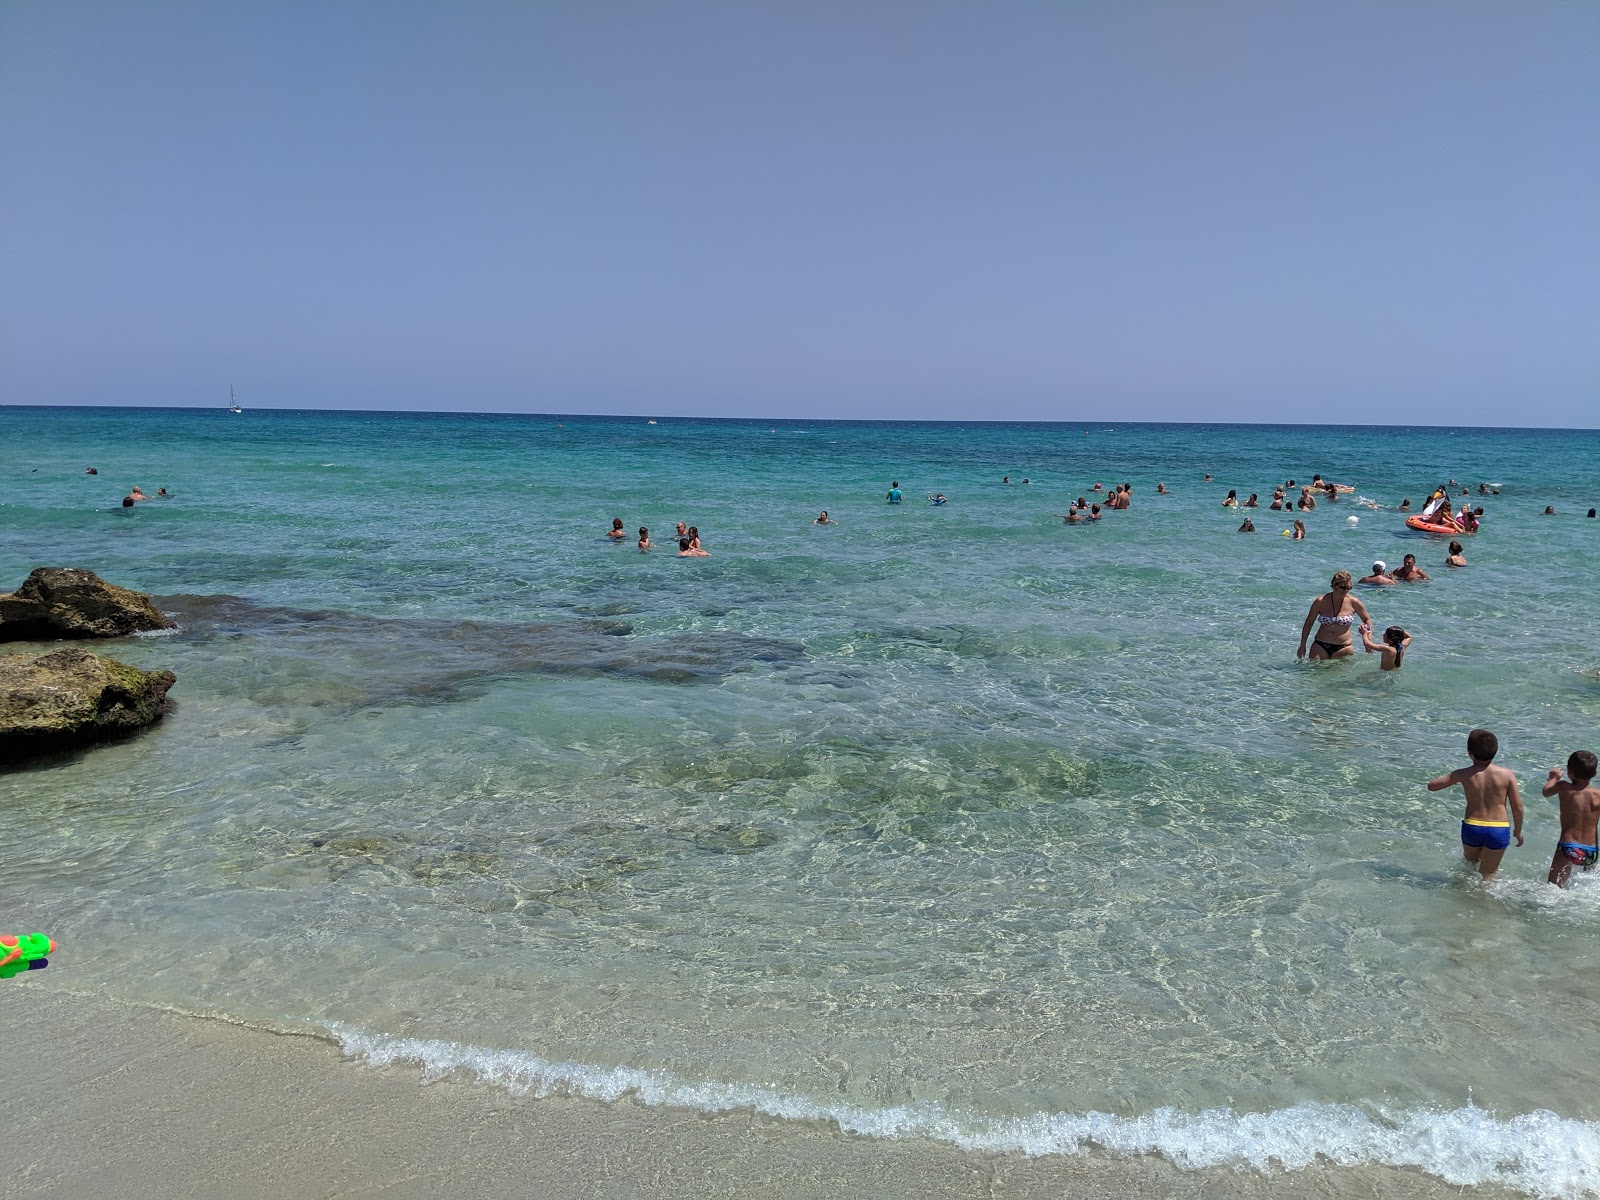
[1156,482,1168,494]
[1543,750,1599,888]
[886,481,903,504]
[928,492,947,505]
[1359,623,1410,670]
[1237,517,1256,532]
[1445,540,1467,567]
[85,467,98,475]
[813,510,833,524]
[1393,553,1429,582]
[1427,728,1523,882]
[607,517,627,540]
[1358,560,1395,586]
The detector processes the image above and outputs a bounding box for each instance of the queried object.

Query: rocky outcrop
[0,568,175,641]
[0,647,176,762]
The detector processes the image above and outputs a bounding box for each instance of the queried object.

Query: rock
[0,647,176,762]
[0,568,175,641]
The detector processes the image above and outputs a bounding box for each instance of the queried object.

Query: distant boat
[647,419,657,425]
[228,385,243,414]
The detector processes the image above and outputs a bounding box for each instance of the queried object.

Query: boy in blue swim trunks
[1542,749,1599,889]
[1427,728,1523,881]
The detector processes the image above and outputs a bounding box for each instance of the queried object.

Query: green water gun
[0,933,56,979]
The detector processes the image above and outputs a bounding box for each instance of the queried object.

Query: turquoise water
[5,407,1600,1195]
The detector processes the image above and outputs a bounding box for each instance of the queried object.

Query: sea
[4,406,1599,1197]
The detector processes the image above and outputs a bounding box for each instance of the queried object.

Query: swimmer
[1002,476,1011,484]
[677,537,708,557]
[637,527,651,551]
[928,492,947,505]
[1543,750,1600,888]
[1222,489,1239,508]
[1427,728,1522,881]
[85,467,97,475]
[1021,478,1031,484]
[1237,517,1256,532]
[1359,623,1410,670]
[1392,553,1429,582]
[607,517,627,540]
[1203,473,1213,481]
[1358,561,1395,586]
[1542,505,1556,515]
[1075,497,1089,510]
[157,487,170,498]
[1156,482,1168,494]
[1398,498,1412,511]
[1292,519,1306,540]
[675,522,688,541]
[1297,570,1371,660]
[687,526,702,551]
[120,494,135,508]
[1269,495,1285,511]
[1243,493,1258,508]
[1060,510,1081,524]
[1445,540,1467,567]
[128,486,147,502]
[887,482,903,504]
[1089,504,1102,520]
[814,510,833,524]
[1093,483,1103,491]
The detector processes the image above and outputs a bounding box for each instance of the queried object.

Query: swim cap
[1372,560,1386,573]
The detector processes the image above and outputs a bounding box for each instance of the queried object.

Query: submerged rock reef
[0,567,175,641]
[0,647,176,763]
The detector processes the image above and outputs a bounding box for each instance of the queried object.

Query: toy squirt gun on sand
[1,933,56,978]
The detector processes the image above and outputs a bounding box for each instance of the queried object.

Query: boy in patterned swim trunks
[1542,750,1599,888]
[1427,728,1524,881]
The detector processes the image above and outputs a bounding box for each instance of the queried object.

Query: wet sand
[1,983,1512,1200]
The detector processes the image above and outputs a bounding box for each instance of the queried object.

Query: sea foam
[326,1023,1600,1198]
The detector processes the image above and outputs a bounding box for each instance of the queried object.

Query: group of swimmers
[608,517,706,556]
[116,485,171,507]
[1429,729,1598,889]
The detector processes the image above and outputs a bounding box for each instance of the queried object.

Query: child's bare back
[1427,728,1523,880]
[1542,750,1599,888]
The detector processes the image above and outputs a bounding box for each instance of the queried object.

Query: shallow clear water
[4,407,1599,1195]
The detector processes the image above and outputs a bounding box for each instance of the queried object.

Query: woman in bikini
[1296,570,1372,661]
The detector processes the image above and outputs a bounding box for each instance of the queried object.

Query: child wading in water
[1359,623,1410,670]
[1542,750,1599,888]
[1427,728,1523,881]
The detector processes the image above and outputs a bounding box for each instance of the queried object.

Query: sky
[2,2,1596,426]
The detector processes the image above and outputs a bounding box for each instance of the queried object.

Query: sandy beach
[3,981,1518,1200]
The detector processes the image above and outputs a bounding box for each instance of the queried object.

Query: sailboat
[229,385,243,414]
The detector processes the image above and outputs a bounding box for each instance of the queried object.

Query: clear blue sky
[2,2,1596,425]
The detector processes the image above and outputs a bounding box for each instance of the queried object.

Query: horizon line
[3,401,1597,434]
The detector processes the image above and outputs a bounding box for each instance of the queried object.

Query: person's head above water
[1371,561,1387,575]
